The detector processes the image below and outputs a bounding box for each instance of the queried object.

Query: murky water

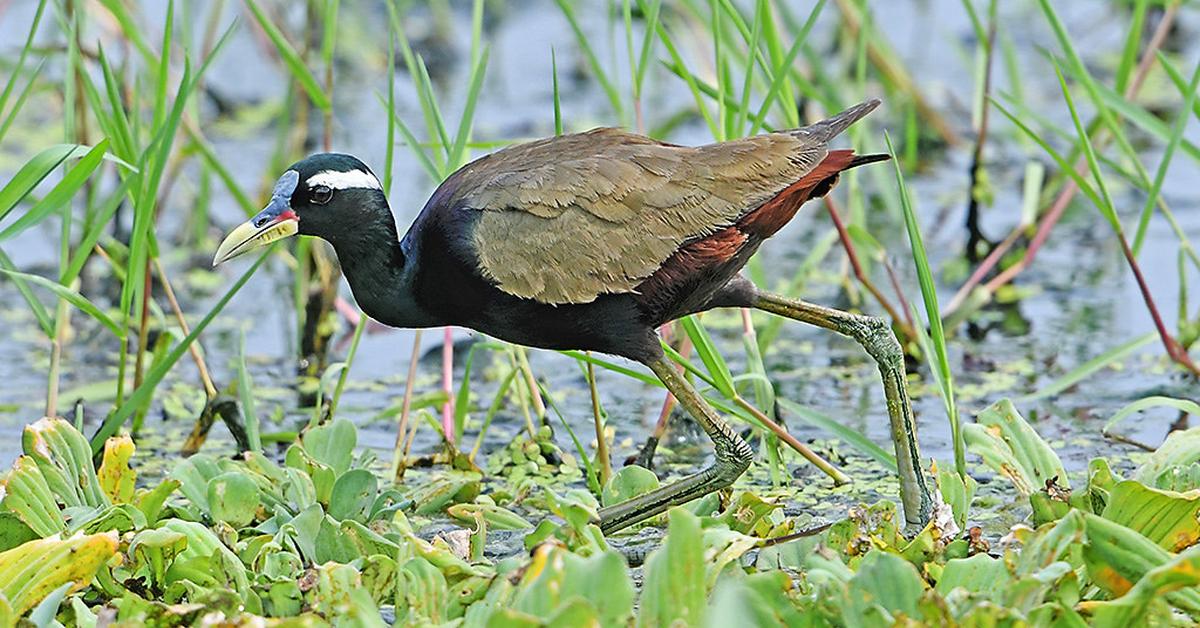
[0,1,1197,511]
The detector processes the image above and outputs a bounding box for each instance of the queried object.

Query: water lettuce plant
[0,402,1196,624]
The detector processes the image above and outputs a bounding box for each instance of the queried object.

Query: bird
[214,98,933,534]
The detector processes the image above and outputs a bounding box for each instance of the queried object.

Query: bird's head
[213,153,388,266]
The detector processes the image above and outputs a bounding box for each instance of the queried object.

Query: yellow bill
[213,170,301,266]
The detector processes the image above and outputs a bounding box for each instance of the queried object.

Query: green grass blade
[95,0,154,63]
[554,0,624,120]
[449,46,491,169]
[560,350,660,387]
[1052,63,1119,230]
[991,98,1106,210]
[0,59,46,145]
[1105,396,1200,434]
[328,315,367,422]
[1114,0,1148,95]
[0,249,53,336]
[453,343,483,442]
[236,332,261,452]
[0,140,109,242]
[381,93,442,182]
[634,0,663,92]
[1083,77,1200,163]
[678,316,736,398]
[886,132,963,479]
[0,269,120,336]
[412,54,453,163]
[0,145,89,222]
[244,0,331,110]
[1133,57,1200,255]
[1016,331,1157,403]
[0,0,47,121]
[384,26,397,194]
[551,48,563,135]
[776,398,897,470]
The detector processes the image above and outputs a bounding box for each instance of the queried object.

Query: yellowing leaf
[0,533,118,617]
[98,435,136,503]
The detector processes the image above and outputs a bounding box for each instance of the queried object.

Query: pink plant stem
[1116,235,1200,376]
[883,259,916,332]
[442,326,455,445]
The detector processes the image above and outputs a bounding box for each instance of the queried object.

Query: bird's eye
[311,185,333,205]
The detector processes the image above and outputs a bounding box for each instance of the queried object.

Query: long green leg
[597,355,753,534]
[753,291,933,526]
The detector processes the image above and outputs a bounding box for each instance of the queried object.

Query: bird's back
[405,100,883,349]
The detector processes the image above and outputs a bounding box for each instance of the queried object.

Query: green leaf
[1088,545,1200,626]
[311,563,388,626]
[678,316,736,398]
[1136,428,1200,488]
[0,514,38,553]
[936,460,977,530]
[1018,332,1156,402]
[0,457,65,537]
[92,246,273,453]
[886,132,963,478]
[409,470,481,516]
[446,502,531,531]
[936,553,1012,597]
[396,557,450,624]
[639,508,706,627]
[97,434,136,504]
[964,399,1067,495]
[601,465,660,508]
[510,546,634,626]
[553,0,623,121]
[328,469,377,523]
[22,418,109,509]
[0,144,87,222]
[1082,512,1200,616]
[845,550,926,623]
[705,571,801,627]
[129,527,188,591]
[301,418,357,476]
[1105,396,1200,435]
[1102,481,1200,552]
[206,471,262,528]
[776,398,897,470]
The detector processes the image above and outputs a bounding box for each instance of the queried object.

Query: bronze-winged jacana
[214,98,933,533]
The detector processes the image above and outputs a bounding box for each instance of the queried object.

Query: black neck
[323,197,437,328]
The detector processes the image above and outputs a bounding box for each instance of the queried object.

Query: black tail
[848,153,892,169]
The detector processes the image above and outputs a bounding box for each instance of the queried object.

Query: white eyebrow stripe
[306,169,382,191]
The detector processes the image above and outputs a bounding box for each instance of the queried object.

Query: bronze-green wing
[451,100,880,305]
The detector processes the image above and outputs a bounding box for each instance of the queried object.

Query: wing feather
[451,100,878,304]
